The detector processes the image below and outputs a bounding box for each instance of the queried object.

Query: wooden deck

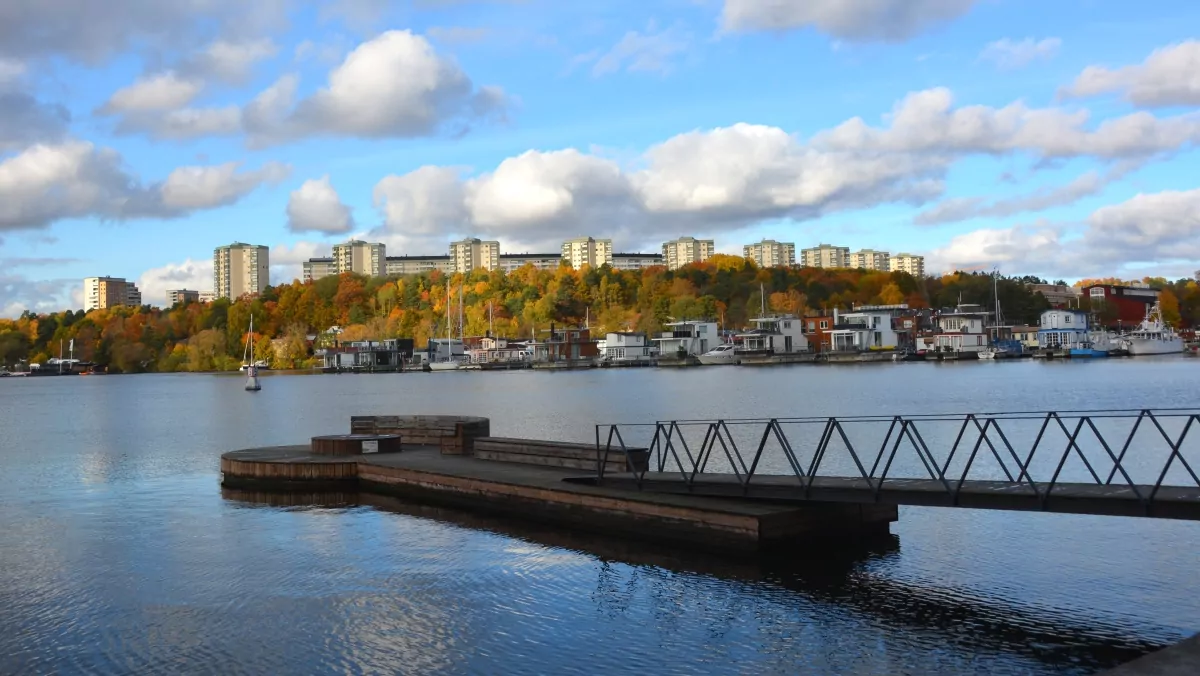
[578,472,1200,520]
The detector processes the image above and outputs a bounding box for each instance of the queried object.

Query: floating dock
[220,415,897,554]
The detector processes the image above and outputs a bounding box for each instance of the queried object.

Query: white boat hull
[1125,337,1183,355]
[698,353,738,365]
[428,361,461,372]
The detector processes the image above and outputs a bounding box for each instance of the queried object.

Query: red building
[801,315,835,352]
[1081,284,1159,327]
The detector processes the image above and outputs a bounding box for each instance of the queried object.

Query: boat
[1121,301,1183,356]
[243,315,262,391]
[1070,331,1116,358]
[698,343,738,365]
[978,346,1011,360]
[429,281,462,372]
[239,360,270,372]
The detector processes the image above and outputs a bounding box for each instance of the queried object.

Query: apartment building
[849,249,890,271]
[743,239,796,268]
[333,239,386,277]
[889,253,926,277]
[302,258,336,282]
[499,253,562,273]
[214,242,269,299]
[167,289,200,306]
[800,244,851,269]
[561,237,613,269]
[450,237,501,274]
[385,255,454,276]
[83,277,142,312]
[199,292,216,303]
[612,253,664,271]
[661,237,715,270]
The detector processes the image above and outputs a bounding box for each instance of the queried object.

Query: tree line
[3,256,1197,372]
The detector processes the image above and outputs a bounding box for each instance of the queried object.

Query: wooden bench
[351,415,490,455]
[474,437,650,474]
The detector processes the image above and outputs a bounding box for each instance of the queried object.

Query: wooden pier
[220,415,896,553]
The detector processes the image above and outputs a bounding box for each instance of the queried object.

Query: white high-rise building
[385,255,454,275]
[743,240,796,268]
[612,253,664,271]
[333,239,386,277]
[450,238,501,273]
[214,242,269,299]
[83,277,141,312]
[850,249,891,271]
[661,237,715,270]
[561,237,613,269]
[890,253,926,277]
[167,289,200,306]
[302,258,336,283]
[800,244,851,269]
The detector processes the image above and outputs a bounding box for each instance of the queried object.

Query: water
[1,359,1198,675]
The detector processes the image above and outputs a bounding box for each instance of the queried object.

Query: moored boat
[1121,302,1183,356]
[697,343,738,365]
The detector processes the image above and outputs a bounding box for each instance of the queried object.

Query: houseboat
[653,320,719,366]
[1036,309,1089,358]
[599,332,656,366]
[729,315,813,365]
[922,304,990,360]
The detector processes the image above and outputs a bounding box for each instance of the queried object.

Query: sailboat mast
[760,283,765,317]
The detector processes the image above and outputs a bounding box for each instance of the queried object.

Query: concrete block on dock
[349,415,490,456]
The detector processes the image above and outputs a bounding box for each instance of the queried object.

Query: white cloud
[0,141,288,232]
[0,274,77,318]
[160,161,290,210]
[286,176,355,234]
[979,37,1061,70]
[136,258,213,306]
[0,59,26,85]
[0,90,70,152]
[270,240,328,284]
[1061,40,1200,107]
[185,38,278,84]
[818,87,1200,159]
[98,31,505,145]
[721,0,977,42]
[97,71,203,113]
[926,221,1071,276]
[589,23,691,77]
[1085,188,1200,262]
[0,0,288,63]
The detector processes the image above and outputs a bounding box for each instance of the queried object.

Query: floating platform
[220,415,897,554]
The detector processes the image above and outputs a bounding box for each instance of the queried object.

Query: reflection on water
[1,363,1199,674]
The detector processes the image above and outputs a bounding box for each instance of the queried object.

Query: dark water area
[1,359,1198,674]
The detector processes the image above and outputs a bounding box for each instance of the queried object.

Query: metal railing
[594,409,1200,512]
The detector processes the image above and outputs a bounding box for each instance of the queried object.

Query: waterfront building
[827,304,912,352]
[1081,283,1160,327]
[928,304,989,354]
[849,249,890,271]
[450,238,500,274]
[889,253,926,277]
[736,315,809,353]
[468,337,529,364]
[652,320,719,357]
[611,253,663,271]
[83,277,142,312]
[561,237,613,269]
[600,332,655,364]
[1029,283,1080,308]
[167,289,200,306]
[800,244,851,269]
[661,237,715,270]
[302,257,336,282]
[801,315,836,352]
[385,255,454,276]
[214,242,269,299]
[1012,325,1040,349]
[198,292,216,303]
[333,240,386,277]
[743,240,796,268]
[1037,309,1090,350]
[542,326,600,362]
[318,338,414,371]
[499,253,562,273]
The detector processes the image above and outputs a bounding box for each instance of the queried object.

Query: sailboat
[429,281,461,372]
[980,271,1015,359]
[243,315,262,391]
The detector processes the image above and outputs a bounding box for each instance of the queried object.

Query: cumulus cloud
[136,258,214,306]
[819,87,1200,159]
[1085,188,1200,263]
[926,221,1070,276]
[0,91,71,152]
[182,38,278,84]
[98,72,204,114]
[0,141,289,232]
[721,0,977,41]
[286,176,355,234]
[979,37,1061,70]
[0,274,78,318]
[1061,40,1200,107]
[0,0,288,63]
[98,31,506,145]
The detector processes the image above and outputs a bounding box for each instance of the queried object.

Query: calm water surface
[1,359,1199,675]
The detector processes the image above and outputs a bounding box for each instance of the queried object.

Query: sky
[2,0,1200,314]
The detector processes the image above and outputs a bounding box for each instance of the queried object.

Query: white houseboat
[726,315,812,365]
[653,320,719,364]
[924,304,990,359]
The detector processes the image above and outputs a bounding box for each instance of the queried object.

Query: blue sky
[2,0,1200,313]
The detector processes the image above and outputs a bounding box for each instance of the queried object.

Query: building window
[1065,315,1071,323]
[820,321,829,329]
